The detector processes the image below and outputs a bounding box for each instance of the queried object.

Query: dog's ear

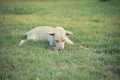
[48,31,54,36]
[66,30,73,35]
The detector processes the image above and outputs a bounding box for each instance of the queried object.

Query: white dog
[19,26,73,51]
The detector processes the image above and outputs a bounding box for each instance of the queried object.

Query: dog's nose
[58,49,63,51]
[58,49,61,51]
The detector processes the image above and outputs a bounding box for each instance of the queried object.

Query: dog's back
[19,26,54,46]
[26,26,54,41]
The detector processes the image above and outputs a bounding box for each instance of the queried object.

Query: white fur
[19,26,73,50]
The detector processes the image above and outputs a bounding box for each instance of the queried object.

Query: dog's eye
[62,40,65,42]
[55,40,59,43]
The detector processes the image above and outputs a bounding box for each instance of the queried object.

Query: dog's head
[48,27,73,51]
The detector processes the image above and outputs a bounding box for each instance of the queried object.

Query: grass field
[0,0,120,80]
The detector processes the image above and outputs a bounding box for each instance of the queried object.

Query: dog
[19,26,73,51]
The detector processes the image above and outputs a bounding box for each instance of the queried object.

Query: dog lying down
[19,26,74,51]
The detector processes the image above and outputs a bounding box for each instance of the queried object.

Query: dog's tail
[19,35,27,46]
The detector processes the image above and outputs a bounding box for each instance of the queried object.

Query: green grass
[0,0,120,80]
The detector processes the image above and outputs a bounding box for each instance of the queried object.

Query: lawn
[0,0,120,80]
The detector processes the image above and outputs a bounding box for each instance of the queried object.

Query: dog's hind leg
[65,37,74,44]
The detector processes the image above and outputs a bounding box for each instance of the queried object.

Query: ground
[0,0,120,80]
